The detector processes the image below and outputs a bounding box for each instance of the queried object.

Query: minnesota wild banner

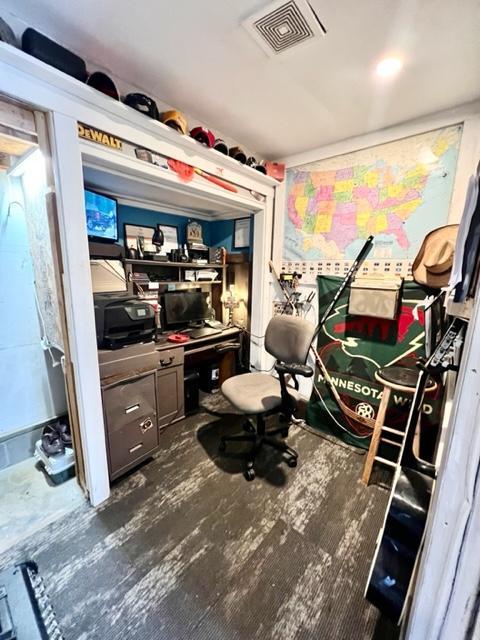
[306,276,443,449]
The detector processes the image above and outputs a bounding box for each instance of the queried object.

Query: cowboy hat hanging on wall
[412,224,459,288]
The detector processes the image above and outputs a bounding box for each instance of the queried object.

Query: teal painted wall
[117,205,211,247]
[209,217,253,254]
[117,205,253,254]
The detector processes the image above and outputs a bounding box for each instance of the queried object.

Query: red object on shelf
[167,333,190,344]
[167,158,237,192]
[265,161,285,182]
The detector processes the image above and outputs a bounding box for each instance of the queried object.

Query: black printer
[94,294,156,349]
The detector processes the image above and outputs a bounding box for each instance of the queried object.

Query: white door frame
[48,112,110,505]
[0,44,276,506]
[406,285,480,638]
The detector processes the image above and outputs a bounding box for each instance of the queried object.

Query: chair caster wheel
[244,469,255,481]
[281,430,289,438]
[219,441,226,453]
[287,457,297,468]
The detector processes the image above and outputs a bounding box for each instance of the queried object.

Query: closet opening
[0,96,85,553]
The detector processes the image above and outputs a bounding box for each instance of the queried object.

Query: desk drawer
[156,348,184,369]
[103,373,156,434]
[98,342,157,380]
[107,415,158,475]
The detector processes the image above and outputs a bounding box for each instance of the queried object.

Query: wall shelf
[125,257,227,322]
[124,259,224,268]
[139,281,223,286]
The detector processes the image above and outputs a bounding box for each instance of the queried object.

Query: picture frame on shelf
[124,223,156,255]
[158,224,179,254]
[233,217,250,249]
[186,220,203,244]
[124,223,179,258]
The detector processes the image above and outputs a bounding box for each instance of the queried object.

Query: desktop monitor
[164,291,208,327]
[84,188,118,241]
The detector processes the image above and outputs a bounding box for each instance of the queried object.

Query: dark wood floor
[0,393,394,639]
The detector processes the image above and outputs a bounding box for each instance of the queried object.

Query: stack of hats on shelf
[0,17,281,178]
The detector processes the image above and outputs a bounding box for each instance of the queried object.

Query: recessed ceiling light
[376,57,403,78]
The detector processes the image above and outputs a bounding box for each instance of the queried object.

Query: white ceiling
[2,0,480,159]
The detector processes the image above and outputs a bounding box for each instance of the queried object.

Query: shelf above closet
[81,142,265,220]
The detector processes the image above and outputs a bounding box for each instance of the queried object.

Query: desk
[156,327,241,351]
[156,328,241,380]
[155,328,242,415]
[98,329,242,480]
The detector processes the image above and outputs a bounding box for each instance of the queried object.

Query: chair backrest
[264,315,315,364]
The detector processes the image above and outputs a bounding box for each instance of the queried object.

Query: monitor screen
[164,291,208,326]
[85,189,118,241]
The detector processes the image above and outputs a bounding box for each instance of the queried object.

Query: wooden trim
[0,94,36,134]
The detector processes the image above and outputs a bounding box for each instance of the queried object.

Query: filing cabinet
[103,371,158,480]
[99,341,186,480]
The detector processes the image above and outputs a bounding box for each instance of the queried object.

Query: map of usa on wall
[283,125,462,264]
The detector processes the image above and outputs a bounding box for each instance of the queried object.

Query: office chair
[220,315,315,480]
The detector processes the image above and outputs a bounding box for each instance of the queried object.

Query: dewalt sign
[78,123,123,150]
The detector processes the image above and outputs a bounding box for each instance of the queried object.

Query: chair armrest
[275,363,314,378]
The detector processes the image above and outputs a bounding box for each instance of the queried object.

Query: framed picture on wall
[124,223,179,256]
[124,223,156,253]
[233,217,250,249]
[158,224,179,254]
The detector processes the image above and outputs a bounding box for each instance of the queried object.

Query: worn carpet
[0,394,396,640]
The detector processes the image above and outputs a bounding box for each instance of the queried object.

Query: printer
[94,294,156,349]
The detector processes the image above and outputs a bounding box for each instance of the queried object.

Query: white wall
[0,172,67,438]
[271,101,480,398]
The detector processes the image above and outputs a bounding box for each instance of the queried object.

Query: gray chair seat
[221,372,300,415]
[219,315,316,481]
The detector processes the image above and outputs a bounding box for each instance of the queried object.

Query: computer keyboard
[190,327,222,339]
[205,319,226,330]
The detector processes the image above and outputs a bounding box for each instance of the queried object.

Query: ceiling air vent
[243,0,326,57]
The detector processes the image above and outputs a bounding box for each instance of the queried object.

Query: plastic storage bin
[34,440,75,485]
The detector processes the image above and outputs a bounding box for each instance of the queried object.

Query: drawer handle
[125,403,140,414]
[140,417,154,433]
[160,357,174,367]
[129,443,143,454]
